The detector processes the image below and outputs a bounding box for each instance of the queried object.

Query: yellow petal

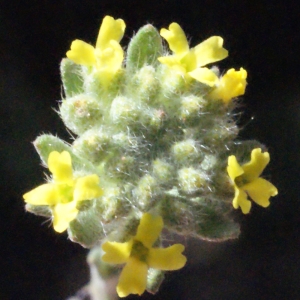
[148,244,186,270]
[157,56,186,73]
[96,16,126,50]
[66,40,96,66]
[102,240,133,264]
[160,22,189,56]
[232,187,252,214]
[194,36,228,67]
[48,151,73,184]
[95,40,124,85]
[135,213,163,249]
[188,67,219,86]
[23,183,58,205]
[116,257,148,297]
[243,177,278,208]
[180,50,197,72]
[52,201,78,233]
[73,174,103,202]
[108,40,124,70]
[227,155,244,181]
[242,148,270,182]
[209,68,247,103]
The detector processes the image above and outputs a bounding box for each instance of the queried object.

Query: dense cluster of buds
[23,16,277,297]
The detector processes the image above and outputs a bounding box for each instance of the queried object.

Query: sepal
[60,58,84,97]
[34,134,97,173]
[25,203,52,217]
[126,25,163,72]
[68,200,105,248]
[146,268,165,294]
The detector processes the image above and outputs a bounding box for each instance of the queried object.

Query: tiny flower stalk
[102,213,186,297]
[23,15,278,298]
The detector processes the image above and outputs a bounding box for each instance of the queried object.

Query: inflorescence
[23,16,278,297]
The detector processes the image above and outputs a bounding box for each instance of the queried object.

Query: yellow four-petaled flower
[227,148,278,214]
[102,213,186,297]
[158,22,228,86]
[23,151,103,232]
[66,15,126,86]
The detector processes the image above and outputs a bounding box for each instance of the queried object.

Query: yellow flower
[102,213,186,297]
[227,148,278,214]
[66,15,126,85]
[158,22,228,86]
[23,151,103,232]
[208,68,247,103]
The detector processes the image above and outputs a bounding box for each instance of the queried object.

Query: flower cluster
[66,17,247,103]
[102,213,186,297]
[227,148,278,214]
[23,15,279,298]
[23,151,103,232]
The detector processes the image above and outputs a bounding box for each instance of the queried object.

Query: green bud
[134,175,157,210]
[178,167,205,193]
[101,187,126,223]
[126,25,163,72]
[73,127,112,164]
[201,118,238,146]
[158,65,186,96]
[201,154,218,171]
[149,108,167,130]
[172,139,202,164]
[180,95,206,124]
[60,94,103,135]
[112,132,139,150]
[128,66,159,103]
[152,159,174,183]
[110,95,139,124]
[106,155,136,180]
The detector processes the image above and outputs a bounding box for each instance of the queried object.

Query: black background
[1,1,300,299]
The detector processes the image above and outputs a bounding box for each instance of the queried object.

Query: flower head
[208,68,247,103]
[227,148,278,214]
[102,213,186,297]
[66,15,126,86]
[158,22,228,86]
[23,151,103,232]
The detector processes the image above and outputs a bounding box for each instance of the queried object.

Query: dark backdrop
[1,1,300,299]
